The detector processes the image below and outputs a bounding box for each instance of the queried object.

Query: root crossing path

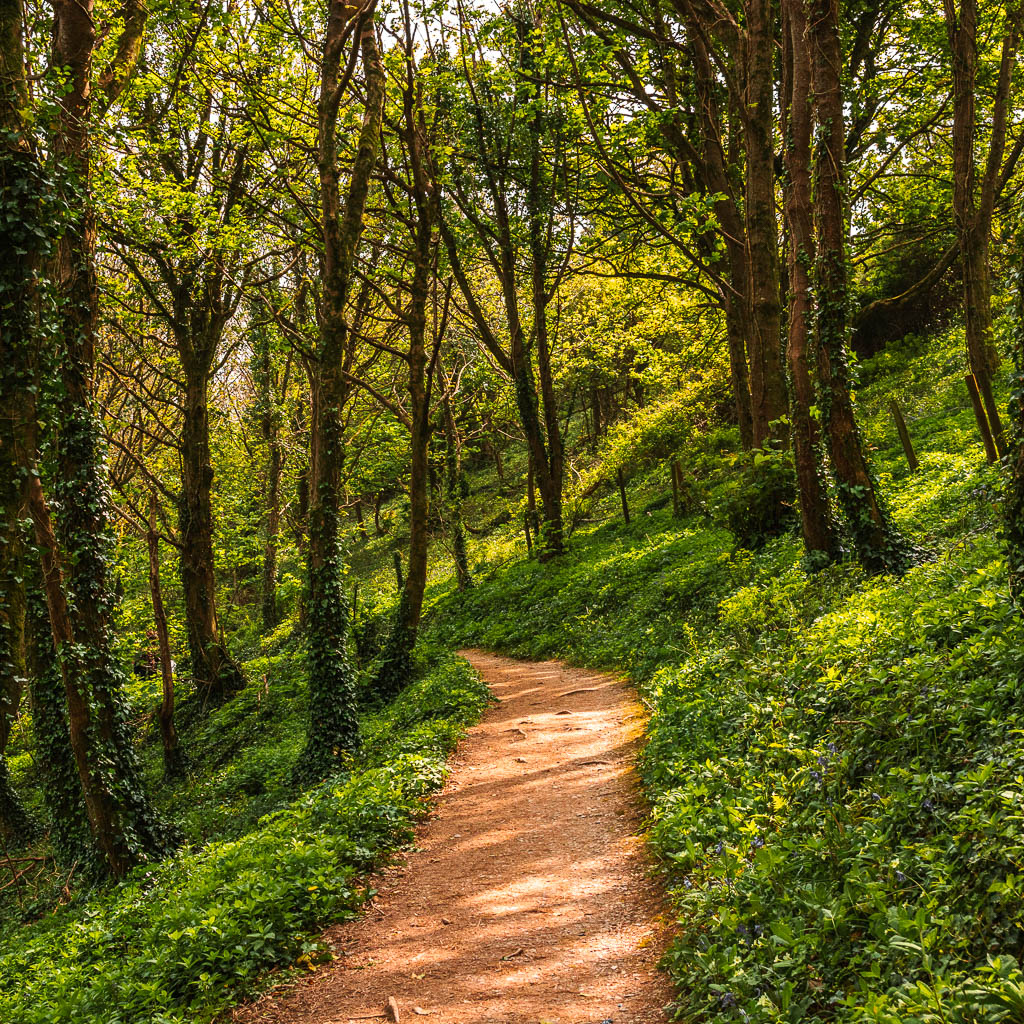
[235,651,674,1024]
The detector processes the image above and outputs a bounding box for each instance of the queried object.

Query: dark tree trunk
[1007,243,1024,603]
[690,35,755,448]
[254,323,284,630]
[178,346,245,704]
[301,3,384,776]
[440,361,472,591]
[742,0,788,447]
[148,496,182,778]
[781,0,839,564]
[944,0,1019,452]
[809,0,907,574]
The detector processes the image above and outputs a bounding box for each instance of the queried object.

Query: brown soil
[233,651,675,1024]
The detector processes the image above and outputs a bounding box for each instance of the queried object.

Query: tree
[300,0,386,776]
[943,0,1023,449]
[808,0,908,574]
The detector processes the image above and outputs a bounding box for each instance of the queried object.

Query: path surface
[234,651,673,1024]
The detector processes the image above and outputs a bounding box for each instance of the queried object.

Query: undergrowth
[0,653,490,1024]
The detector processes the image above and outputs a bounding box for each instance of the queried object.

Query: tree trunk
[255,322,284,630]
[809,0,907,575]
[25,579,89,865]
[441,371,472,591]
[178,347,245,704]
[945,0,1008,451]
[1007,244,1024,604]
[0,38,34,835]
[742,0,788,447]
[301,3,385,776]
[45,0,169,878]
[148,495,182,778]
[781,0,839,564]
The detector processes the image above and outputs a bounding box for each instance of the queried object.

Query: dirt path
[234,651,674,1024]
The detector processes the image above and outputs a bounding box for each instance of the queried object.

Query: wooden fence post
[888,399,919,471]
[617,468,630,524]
[965,373,998,464]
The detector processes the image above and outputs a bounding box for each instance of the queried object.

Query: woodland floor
[232,651,674,1024]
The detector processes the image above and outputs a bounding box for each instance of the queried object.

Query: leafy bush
[716,447,799,549]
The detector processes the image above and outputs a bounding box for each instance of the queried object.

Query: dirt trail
[234,651,674,1024]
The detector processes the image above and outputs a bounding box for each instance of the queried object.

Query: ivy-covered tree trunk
[178,340,245,704]
[742,0,788,448]
[0,516,33,840]
[809,0,907,575]
[781,0,839,564]
[46,0,169,877]
[0,0,42,844]
[301,1,384,777]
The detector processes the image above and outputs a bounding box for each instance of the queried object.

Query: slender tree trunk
[945,0,1008,449]
[255,323,284,630]
[1007,238,1024,603]
[781,0,839,563]
[525,43,565,556]
[691,35,755,448]
[809,0,906,574]
[178,346,245,704]
[440,361,471,591]
[148,495,182,777]
[302,3,384,775]
[742,0,788,447]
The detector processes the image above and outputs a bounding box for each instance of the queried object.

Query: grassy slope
[425,324,1024,1023]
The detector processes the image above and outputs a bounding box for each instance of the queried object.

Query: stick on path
[234,651,673,1024]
